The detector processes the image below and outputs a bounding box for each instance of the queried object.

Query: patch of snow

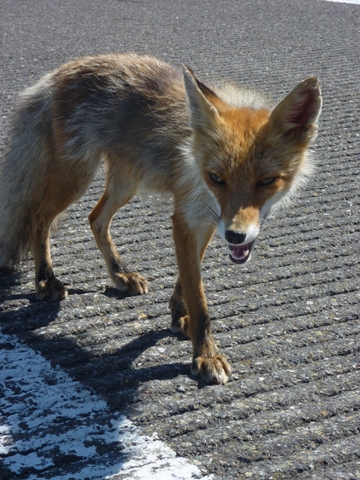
[0,332,212,480]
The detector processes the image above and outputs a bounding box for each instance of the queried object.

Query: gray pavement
[0,0,359,479]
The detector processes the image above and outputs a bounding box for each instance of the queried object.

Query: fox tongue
[229,244,249,260]
[228,242,254,264]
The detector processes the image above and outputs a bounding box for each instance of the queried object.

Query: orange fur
[0,54,322,384]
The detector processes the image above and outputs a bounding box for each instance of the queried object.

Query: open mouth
[228,241,255,264]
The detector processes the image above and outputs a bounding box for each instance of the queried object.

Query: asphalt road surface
[0,0,359,479]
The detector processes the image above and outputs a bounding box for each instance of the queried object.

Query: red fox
[0,53,321,384]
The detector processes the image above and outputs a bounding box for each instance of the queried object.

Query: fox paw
[36,277,67,302]
[114,272,148,295]
[169,295,187,324]
[170,315,190,338]
[191,355,231,385]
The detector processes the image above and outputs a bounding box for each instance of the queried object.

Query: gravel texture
[0,0,359,479]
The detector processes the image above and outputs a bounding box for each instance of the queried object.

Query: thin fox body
[0,53,322,384]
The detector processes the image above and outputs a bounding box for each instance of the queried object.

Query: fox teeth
[229,248,249,258]
[231,251,247,260]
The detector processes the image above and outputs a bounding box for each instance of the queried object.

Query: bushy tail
[0,75,53,268]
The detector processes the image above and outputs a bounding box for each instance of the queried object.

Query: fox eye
[210,172,225,185]
[258,177,277,187]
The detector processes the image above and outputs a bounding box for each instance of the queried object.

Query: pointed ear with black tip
[270,76,322,143]
[182,65,220,131]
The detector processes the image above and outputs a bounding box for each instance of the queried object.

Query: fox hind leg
[32,211,67,301]
[32,178,81,301]
[89,176,147,296]
[31,152,100,301]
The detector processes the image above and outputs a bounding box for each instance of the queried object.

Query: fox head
[183,66,322,264]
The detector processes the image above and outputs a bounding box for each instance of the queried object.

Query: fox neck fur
[0,53,322,384]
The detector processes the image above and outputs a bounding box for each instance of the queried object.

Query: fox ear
[182,65,220,131]
[270,77,322,142]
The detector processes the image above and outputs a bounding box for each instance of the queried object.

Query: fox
[0,53,322,384]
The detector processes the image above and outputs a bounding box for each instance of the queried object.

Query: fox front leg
[171,212,231,384]
[169,278,189,335]
[89,182,148,296]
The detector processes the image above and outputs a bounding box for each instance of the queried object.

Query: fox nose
[225,230,246,245]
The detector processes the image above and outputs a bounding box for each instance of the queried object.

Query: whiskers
[203,205,274,230]
[259,211,275,228]
[204,205,220,226]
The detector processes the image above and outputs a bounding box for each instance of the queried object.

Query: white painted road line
[325,0,360,4]
[0,332,212,480]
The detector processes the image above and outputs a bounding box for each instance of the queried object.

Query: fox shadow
[0,271,197,476]
[0,273,192,406]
